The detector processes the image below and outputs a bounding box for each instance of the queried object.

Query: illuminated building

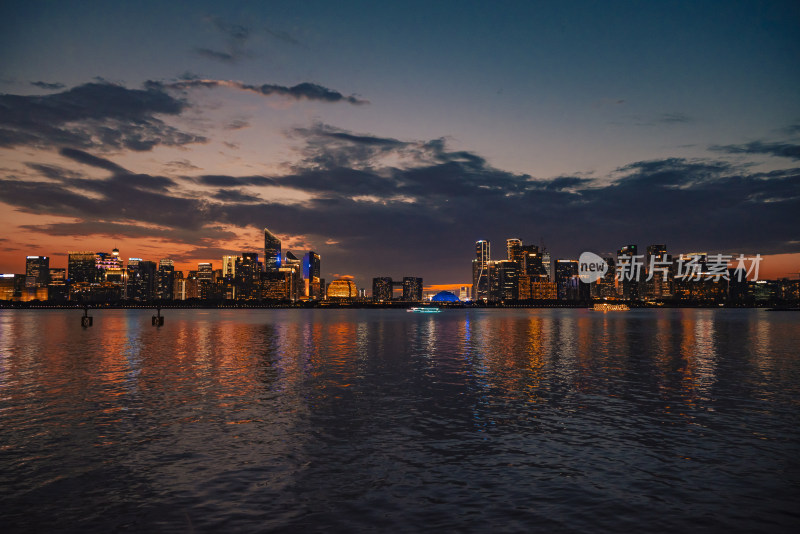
[264,228,281,272]
[459,286,470,301]
[555,259,580,300]
[645,245,671,299]
[402,277,423,301]
[327,279,358,299]
[303,251,321,299]
[506,238,523,262]
[0,274,25,301]
[472,240,491,301]
[493,260,519,300]
[68,251,98,284]
[617,245,640,300]
[280,251,304,301]
[236,253,262,300]
[157,259,175,300]
[542,251,552,281]
[373,277,393,301]
[530,279,557,299]
[590,256,617,299]
[261,271,292,301]
[25,256,49,288]
[431,291,459,302]
[47,268,67,302]
[222,255,238,277]
[126,258,156,301]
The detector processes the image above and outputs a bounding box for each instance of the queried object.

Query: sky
[1,0,799,289]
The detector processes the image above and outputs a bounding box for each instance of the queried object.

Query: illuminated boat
[592,302,630,312]
[407,307,441,313]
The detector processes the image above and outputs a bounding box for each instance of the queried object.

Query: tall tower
[264,228,281,272]
[472,240,491,301]
[506,238,523,262]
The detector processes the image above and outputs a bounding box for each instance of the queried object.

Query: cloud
[3,130,798,284]
[264,26,301,46]
[154,79,368,105]
[59,147,129,174]
[658,112,693,124]
[0,82,206,151]
[711,141,800,161]
[193,17,253,64]
[30,81,65,90]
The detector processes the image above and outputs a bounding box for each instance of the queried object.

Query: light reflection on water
[1,308,799,533]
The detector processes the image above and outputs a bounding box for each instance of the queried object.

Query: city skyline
[1,1,799,288]
[0,234,793,305]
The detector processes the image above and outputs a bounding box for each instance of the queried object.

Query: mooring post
[152,305,164,326]
[81,305,93,327]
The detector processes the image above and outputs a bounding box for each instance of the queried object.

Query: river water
[1,308,798,532]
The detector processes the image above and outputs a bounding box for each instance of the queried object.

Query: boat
[591,302,630,312]
[407,307,441,313]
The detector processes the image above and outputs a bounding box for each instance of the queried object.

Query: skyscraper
[68,251,98,284]
[126,258,156,301]
[264,228,281,272]
[506,238,523,262]
[373,277,393,302]
[494,260,519,300]
[645,244,671,299]
[555,259,580,300]
[303,251,321,298]
[25,256,49,288]
[222,255,238,277]
[472,240,491,301]
[617,245,640,300]
[402,277,423,301]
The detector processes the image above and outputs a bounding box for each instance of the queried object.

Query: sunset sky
[1,0,799,288]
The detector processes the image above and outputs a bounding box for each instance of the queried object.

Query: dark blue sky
[1,1,798,286]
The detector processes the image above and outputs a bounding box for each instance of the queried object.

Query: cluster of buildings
[1,231,798,306]
[0,229,340,304]
[469,238,799,305]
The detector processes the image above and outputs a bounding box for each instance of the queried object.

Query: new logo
[578,251,608,283]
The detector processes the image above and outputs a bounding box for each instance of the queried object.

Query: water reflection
[0,308,798,533]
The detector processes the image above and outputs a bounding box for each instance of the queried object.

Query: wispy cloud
[711,141,800,161]
[153,79,369,105]
[193,17,253,64]
[658,112,693,124]
[30,81,65,90]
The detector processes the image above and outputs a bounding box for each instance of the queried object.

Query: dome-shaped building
[431,290,460,303]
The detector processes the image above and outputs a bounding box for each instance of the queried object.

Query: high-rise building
[645,244,671,299]
[555,259,580,300]
[126,258,157,301]
[542,251,552,282]
[373,277,393,301]
[472,240,491,301]
[236,253,262,300]
[303,251,321,299]
[47,267,67,301]
[506,238,523,262]
[264,228,281,272]
[402,277,423,301]
[25,256,49,288]
[617,245,640,300]
[157,259,175,300]
[222,255,238,277]
[590,256,617,299]
[68,252,98,284]
[493,260,519,300]
[280,251,304,301]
